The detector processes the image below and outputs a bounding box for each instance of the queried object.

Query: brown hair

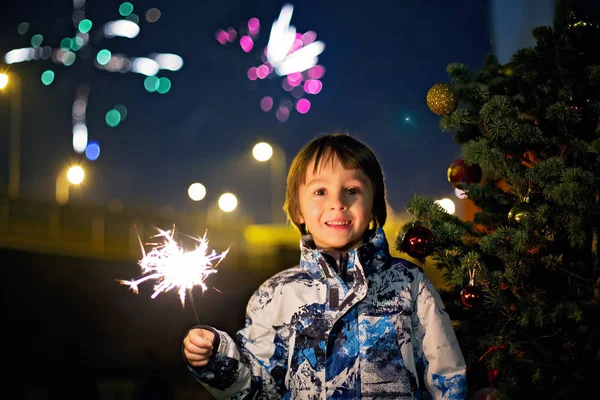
[283,133,387,235]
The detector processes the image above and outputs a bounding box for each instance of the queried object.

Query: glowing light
[73,123,88,153]
[131,57,160,76]
[435,198,456,215]
[296,98,311,114]
[118,227,228,307]
[304,79,323,94]
[126,14,140,24]
[252,142,273,162]
[276,106,290,122]
[17,22,30,35]
[188,183,207,201]
[144,76,160,92]
[67,166,85,184]
[157,77,171,94]
[85,142,100,161]
[104,20,140,38]
[240,36,254,52]
[218,193,238,212]
[248,18,260,35]
[62,51,76,66]
[260,96,273,112]
[78,19,92,33]
[247,67,258,81]
[119,2,134,17]
[31,34,43,48]
[256,65,269,79]
[0,74,8,89]
[115,104,128,121]
[4,48,35,64]
[41,70,55,85]
[151,53,183,71]
[96,49,112,65]
[308,65,325,79]
[105,109,121,127]
[215,29,229,45]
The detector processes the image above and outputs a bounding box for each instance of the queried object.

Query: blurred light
[108,198,123,213]
[291,86,304,99]
[105,109,121,127]
[267,4,296,68]
[5,48,35,64]
[188,183,207,201]
[247,67,257,81]
[78,19,92,33]
[60,38,71,51]
[131,57,160,76]
[240,36,254,52]
[125,14,140,24]
[304,79,322,94]
[151,53,183,71]
[73,123,88,153]
[62,51,76,66]
[296,98,311,114]
[302,31,317,45]
[144,76,160,92]
[146,8,161,23]
[435,198,456,215]
[256,64,269,79]
[455,188,468,199]
[248,18,260,35]
[308,65,325,79]
[17,22,30,35]
[119,2,134,17]
[104,20,140,38]
[252,142,273,161]
[276,106,290,122]
[31,34,43,48]
[73,0,86,10]
[0,74,8,89]
[218,193,238,212]
[114,104,128,120]
[70,36,84,51]
[72,100,87,119]
[41,70,55,85]
[215,29,229,45]
[72,10,85,25]
[67,166,85,184]
[96,49,111,65]
[156,77,171,94]
[85,142,100,160]
[260,96,273,112]
[226,27,237,42]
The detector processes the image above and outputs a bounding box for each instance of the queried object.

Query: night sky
[0,0,504,224]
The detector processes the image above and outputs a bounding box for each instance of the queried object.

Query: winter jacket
[186,227,467,399]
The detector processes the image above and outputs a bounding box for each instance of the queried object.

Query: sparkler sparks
[119,227,229,308]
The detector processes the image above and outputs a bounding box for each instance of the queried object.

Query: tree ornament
[447,158,482,190]
[426,83,457,115]
[401,225,435,258]
[461,269,483,308]
[508,201,534,224]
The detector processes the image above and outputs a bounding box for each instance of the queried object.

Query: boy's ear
[297,214,304,224]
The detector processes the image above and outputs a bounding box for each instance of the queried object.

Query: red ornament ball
[447,158,482,190]
[401,226,435,258]
[460,284,484,308]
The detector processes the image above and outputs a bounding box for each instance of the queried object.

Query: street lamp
[0,72,22,199]
[56,165,85,205]
[252,142,286,224]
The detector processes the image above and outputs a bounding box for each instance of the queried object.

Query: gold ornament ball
[426,83,457,116]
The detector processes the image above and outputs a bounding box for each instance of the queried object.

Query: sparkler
[118,226,228,323]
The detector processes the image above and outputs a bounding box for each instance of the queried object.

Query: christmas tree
[397,1,600,398]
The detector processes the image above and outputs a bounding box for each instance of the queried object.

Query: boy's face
[298,155,374,255]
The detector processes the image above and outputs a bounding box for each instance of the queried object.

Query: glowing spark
[119,227,229,307]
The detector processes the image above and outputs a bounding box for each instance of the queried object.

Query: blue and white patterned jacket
[187,227,467,399]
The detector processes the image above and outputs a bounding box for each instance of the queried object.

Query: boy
[183,133,467,399]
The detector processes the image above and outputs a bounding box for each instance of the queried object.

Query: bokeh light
[260,96,273,112]
[17,22,30,35]
[252,142,273,162]
[188,183,207,201]
[31,34,43,48]
[105,109,121,127]
[67,166,85,184]
[96,49,111,65]
[156,77,171,94]
[435,198,456,215]
[218,193,238,212]
[247,67,257,81]
[41,70,55,85]
[144,76,160,92]
[240,36,254,52]
[85,142,100,161]
[304,79,323,94]
[146,8,161,23]
[276,106,290,122]
[119,2,134,17]
[125,14,140,24]
[296,98,311,114]
[0,74,8,89]
[78,19,93,34]
[73,123,88,153]
[114,104,128,121]
[248,18,260,35]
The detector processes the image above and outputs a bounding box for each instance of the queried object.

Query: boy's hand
[183,328,215,367]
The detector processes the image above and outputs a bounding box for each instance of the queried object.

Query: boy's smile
[297,154,374,256]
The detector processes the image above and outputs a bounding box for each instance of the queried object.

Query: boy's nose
[329,193,348,210]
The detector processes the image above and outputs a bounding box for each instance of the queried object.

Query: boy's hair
[283,133,387,235]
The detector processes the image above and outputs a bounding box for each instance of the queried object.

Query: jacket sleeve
[412,271,467,400]
[185,281,289,399]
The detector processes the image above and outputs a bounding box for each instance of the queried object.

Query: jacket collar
[298,227,389,279]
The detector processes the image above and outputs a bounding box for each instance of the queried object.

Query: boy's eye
[314,188,326,196]
[346,187,361,195]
